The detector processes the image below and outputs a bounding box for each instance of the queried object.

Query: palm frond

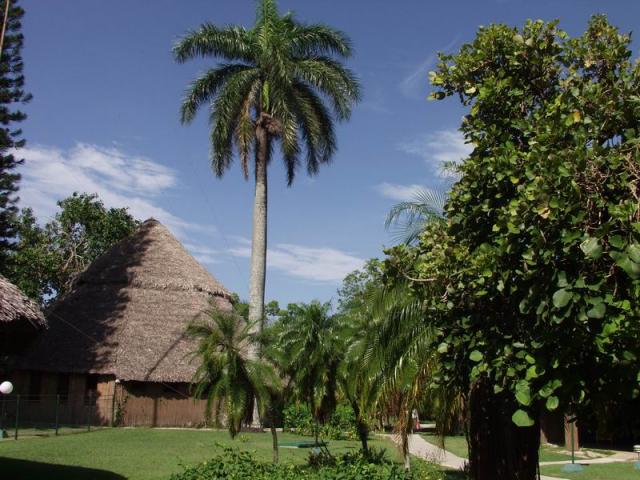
[293,57,361,120]
[209,70,262,177]
[289,24,353,58]
[173,24,255,63]
[385,188,447,245]
[180,64,255,124]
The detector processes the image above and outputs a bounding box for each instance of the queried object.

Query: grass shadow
[0,457,126,480]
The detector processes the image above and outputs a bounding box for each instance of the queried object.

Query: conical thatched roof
[0,275,46,327]
[0,275,46,357]
[15,219,233,382]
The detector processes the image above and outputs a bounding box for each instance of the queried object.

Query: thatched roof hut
[0,275,46,327]
[0,275,46,355]
[15,218,233,383]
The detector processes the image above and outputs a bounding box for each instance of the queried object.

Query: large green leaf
[586,302,606,319]
[552,288,573,308]
[512,409,534,427]
[545,396,559,411]
[580,237,602,259]
[469,350,483,362]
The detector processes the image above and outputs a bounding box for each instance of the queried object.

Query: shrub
[283,403,358,440]
[169,447,447,480]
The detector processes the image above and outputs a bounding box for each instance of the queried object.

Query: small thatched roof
[15,218,233,383]
[0,275,46,327]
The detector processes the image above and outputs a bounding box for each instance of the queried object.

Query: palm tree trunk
[248,124,269,338]
[271,424,279,463]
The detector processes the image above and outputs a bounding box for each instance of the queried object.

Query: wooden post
[564,415,579,451]
[87,391,92,431]
[13,394,19,440]
[55,395,60,436]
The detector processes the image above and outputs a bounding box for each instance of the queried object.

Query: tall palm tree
[187,306,281,461]
[384,188,446,245]
[174,0,361,331]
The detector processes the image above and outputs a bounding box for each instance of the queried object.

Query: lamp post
[562,415,584,473]
[0,381,13,438]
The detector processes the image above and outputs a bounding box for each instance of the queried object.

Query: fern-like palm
[384,188,446,245]
[272,301,342,445]
[175,0,361,329]
[187,307,279,446]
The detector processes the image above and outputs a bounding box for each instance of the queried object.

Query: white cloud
[399,54,437,99]
[375,183,425,202]
[229,239,364,283]
[399,37,459,99]
[16,143,214,240]
[398,129,472,177]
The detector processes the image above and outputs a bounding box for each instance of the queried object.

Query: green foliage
[283,403,358,440]
[170,447,446,480]
[0,0,31,272]
[266,301,342,428]
[187,307,280,438]
[173,0,360,185]
[424,14,640,425]
[5,192,139,303]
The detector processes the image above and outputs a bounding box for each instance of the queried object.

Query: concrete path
[392,434,568,480]
[540,450,635,466]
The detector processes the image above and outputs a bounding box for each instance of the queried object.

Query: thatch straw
[15,219,233,383]
[0,275,46,328]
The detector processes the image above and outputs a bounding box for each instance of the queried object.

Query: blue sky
[17,0,640,306]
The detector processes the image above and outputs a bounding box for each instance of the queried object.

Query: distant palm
[174,0,361,331]
[187,307,280,460]
[273,301,342,445]
[385,188,446,245]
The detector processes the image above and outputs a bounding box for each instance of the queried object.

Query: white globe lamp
[0,381,13,395]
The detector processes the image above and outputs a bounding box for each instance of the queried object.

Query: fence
[0,393,114,440]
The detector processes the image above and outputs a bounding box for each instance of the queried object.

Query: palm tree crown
[173,0,361,185]
[187,307,278,438]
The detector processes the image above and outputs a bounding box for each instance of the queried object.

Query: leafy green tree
[174,0,360,331]
[384,15,640,480]
[0,0,30,273]
[7,192,139,303]
[187,306,281,461]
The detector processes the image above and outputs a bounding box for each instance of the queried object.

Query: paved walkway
[540,450,635,466]
[393,434,568,480]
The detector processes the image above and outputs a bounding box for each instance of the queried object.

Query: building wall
[4,370,211,428]
[4,370,115,427]
[119,381,210,427]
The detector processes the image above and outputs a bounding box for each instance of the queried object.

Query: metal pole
[571,421,575,464]
[55,395,60,436]
[87,392,91,432]
[1,394,5,437]
[14,394,19,440]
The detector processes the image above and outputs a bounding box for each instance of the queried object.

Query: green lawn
[542,462,639,479]
[0,428,448,480]
[420,434,584,462]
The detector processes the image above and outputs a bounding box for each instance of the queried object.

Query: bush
[283,403,359,440]
[283,404,314,434]
[169,447,448,480]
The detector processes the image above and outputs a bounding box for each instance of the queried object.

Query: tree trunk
[401,429,411,470]
[467,379,540,480]
[350,401,369,454]
[248,123,269,339]
[271,424,279,463]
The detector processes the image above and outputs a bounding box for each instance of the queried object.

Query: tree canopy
[6,192,139,303]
